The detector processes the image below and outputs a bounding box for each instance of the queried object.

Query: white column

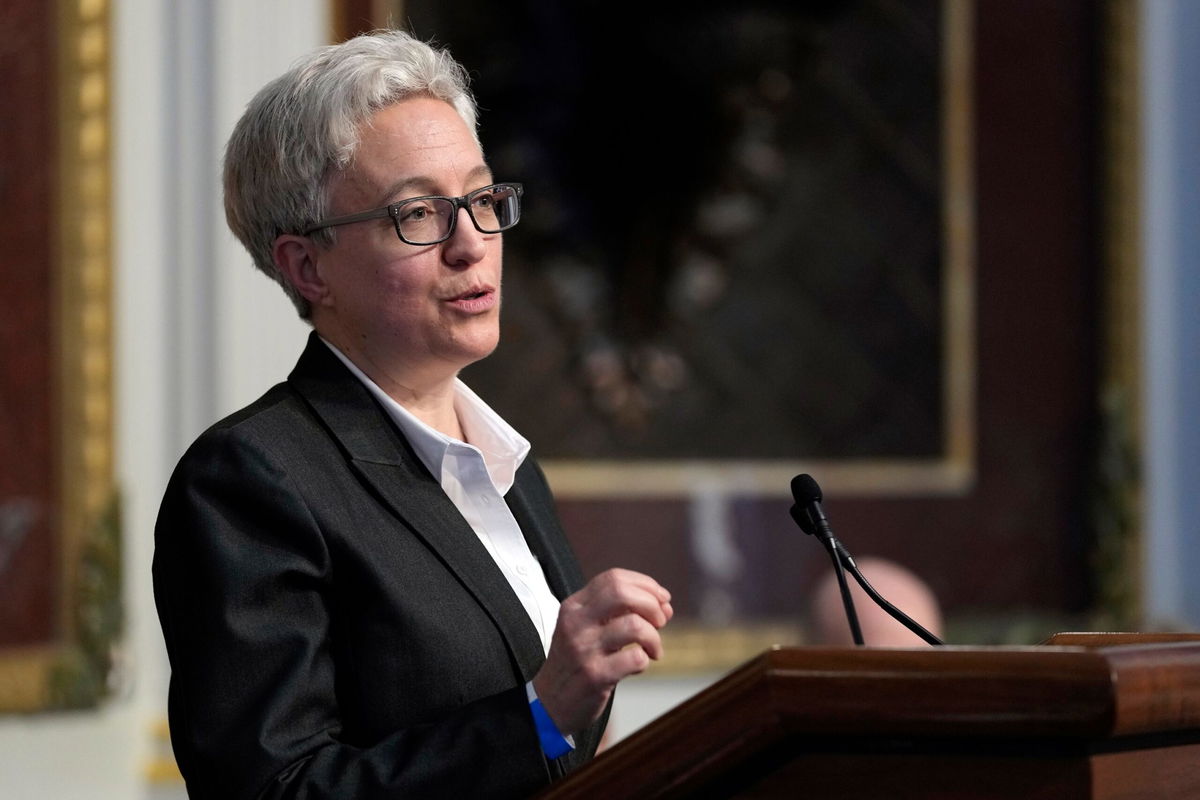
[1141,0,1200,628]
[209,3,322,416]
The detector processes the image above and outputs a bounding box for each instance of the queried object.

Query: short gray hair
[223,30,479,318]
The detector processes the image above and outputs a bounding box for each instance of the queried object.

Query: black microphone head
[790,473,823,505]
[789,503,816,536]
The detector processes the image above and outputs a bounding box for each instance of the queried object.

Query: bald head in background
[809,557,943,646]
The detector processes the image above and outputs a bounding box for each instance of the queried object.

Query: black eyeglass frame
[301,182,524,245]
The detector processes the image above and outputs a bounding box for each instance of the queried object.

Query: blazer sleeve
[152,423,556,800]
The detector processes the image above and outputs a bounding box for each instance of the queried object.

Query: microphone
[790,474,944,647]
[790,475,863,645]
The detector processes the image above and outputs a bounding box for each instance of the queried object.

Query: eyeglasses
[303,182,523,246]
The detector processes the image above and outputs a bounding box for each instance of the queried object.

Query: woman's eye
[400,204,431,222]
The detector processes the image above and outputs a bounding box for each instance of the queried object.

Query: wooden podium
[540,634,1200,799]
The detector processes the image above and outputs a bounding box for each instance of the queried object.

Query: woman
[154,30,671,799]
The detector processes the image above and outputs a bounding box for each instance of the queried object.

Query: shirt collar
[321,338,530,495]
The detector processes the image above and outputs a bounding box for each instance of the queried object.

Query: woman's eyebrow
[378,165,495,204]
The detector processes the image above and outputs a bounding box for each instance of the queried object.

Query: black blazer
[153,334,602,799]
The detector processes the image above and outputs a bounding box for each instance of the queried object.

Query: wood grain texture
[542,640,1200,799]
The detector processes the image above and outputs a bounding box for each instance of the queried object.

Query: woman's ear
[273,234,330,307]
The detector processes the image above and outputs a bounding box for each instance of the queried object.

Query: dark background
[444,1,946,461]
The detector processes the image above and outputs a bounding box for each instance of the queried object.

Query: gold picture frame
[0,0,119,713]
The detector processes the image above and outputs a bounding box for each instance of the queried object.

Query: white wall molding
[1141,0,1200,628]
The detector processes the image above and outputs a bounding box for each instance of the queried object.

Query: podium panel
[541,636,1200,799]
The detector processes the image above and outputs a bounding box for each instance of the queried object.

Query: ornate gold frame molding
[0,0,120,713]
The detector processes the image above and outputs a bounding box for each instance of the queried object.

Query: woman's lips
[444,287,497,313]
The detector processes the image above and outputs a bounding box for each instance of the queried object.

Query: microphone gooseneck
[789,473,944,647]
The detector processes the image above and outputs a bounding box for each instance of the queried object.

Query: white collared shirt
[323,340,561,655]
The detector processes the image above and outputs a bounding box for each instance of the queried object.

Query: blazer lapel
[505,465,584,601]
[287,334,547,680]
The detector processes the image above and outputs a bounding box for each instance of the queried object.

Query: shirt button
[480,496,492,506]
[516,564,528,576]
